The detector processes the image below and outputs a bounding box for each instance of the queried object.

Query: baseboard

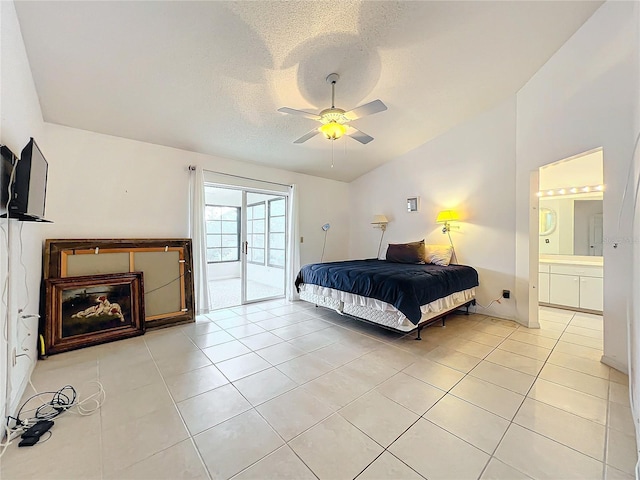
[601,354,628,375]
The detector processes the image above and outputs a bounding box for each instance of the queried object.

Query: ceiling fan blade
[278,107,321,120]
[347,126,374,145]
[293,128,321,144]
[343,99,387,121]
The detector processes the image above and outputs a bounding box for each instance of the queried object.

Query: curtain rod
[190,166,292,188]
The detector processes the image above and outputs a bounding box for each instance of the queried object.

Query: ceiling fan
[278,73,387,145]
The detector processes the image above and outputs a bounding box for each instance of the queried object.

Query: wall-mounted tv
[1,138,51,223]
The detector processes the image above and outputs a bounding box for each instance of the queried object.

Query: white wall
[515,1,639,372]
[349,98,517,321]
[40,123,350,268]
[0,0,46,420]
[208,262,240,280]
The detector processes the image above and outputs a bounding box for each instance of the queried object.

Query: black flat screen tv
[1,138,51,222]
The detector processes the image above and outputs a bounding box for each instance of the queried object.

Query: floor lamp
[371,215,389,259]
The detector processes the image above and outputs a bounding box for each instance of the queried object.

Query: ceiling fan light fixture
[319,121,347,140]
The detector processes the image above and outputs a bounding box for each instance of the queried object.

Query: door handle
[243,241,249,254]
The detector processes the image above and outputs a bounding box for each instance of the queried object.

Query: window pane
[208,248,221,262]
[221,208,237,221]
[221,234,236,247]
[252,234,264,248]
[269,233,285,249]
[221,248,237,261]
[252,249,265,263]
[247,208,253,220]
[270,199,285,216]
[206,220,221,234]
[269,249,285,267]
[205,207,217,221]
[253,203,265,219]
[221,221,237,234]
[207,235,221,248]
[269,216,285,232]
[254,219,265,233]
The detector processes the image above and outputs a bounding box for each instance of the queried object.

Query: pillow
[424,244,454,266]
[385,240,426,264]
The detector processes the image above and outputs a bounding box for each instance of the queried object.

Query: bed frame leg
[465,303,470,315]
[415,326,422,341]
[442,316,446,327]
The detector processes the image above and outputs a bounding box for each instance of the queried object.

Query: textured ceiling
[14,1,602,182]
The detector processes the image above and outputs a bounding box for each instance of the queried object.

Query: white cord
[474,295,503,310]
[19,380,106,423]
[70,381,107,416]
[0,423,25,460]
[17,221,30,312]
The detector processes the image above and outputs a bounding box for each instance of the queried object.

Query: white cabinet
[538,261,602,312]
[580,276,604,311]
[549,274,580,308]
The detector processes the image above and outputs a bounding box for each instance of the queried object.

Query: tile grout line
[142,334,214,480]
[474,311,575,479]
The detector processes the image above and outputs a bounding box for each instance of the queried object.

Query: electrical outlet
[502,290,510,299]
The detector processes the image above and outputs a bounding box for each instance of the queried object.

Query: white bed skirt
[299,284,476,332]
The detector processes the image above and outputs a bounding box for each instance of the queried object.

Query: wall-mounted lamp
[436,210,459,263]
[371,215,388,231]
[371,215,389,259]
[436,210,459,234]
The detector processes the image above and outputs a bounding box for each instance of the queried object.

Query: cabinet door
[580,276,604,311]
[539,273,550,303]
[549,274,580,308]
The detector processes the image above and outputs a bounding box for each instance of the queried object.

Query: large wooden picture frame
[44,239,195,329]
[45,272,145,354]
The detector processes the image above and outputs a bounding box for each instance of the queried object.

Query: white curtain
[286,184,301,301]
[190,166,210,314]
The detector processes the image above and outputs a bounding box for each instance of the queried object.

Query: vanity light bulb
[596,185,603,191]
[536,192,543,197]
[583,186,590,192]
[547,190,554,196]
[570,188,578,193]
[558,189,566,195]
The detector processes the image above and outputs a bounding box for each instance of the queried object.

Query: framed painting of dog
[44,272,145,355]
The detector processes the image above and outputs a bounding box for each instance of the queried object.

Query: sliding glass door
[205,184,287,309]
[244,192,287,303]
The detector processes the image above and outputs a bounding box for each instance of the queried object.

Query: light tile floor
[1,304,637,479]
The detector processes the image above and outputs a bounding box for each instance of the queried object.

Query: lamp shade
[319,122,347,140]
[371,215,388,225]
[436,210,459,223]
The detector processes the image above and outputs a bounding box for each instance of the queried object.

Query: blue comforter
[295,259,479,324]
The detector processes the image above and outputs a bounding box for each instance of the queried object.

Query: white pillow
[425,244,454,266]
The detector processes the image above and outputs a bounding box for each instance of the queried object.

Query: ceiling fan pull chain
[331,139,335,169]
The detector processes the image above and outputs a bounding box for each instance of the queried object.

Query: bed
[295,259,479,338]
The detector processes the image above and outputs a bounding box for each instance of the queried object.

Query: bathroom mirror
[539,195,603,256]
